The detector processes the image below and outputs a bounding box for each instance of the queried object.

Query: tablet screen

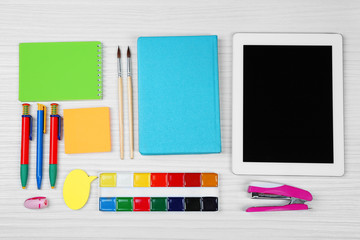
[243,45,333,163]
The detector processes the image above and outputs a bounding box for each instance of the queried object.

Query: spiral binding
[97,43,102,97]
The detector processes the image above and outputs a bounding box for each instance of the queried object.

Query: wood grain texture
[0,0,360,239]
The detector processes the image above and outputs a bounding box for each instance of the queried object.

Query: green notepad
[19,41,102,101]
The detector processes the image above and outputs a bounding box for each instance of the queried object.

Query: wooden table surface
[0,0,359,239]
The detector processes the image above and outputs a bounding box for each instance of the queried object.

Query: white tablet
[232,33,344,176]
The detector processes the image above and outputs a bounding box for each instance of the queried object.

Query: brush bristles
[127,47,131,58]
[117,46,121,58]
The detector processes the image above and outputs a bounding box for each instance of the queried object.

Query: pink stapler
[246,182,313,212]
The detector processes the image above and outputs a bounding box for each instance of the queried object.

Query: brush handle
[118,76,124,159]
[128,76,134,159]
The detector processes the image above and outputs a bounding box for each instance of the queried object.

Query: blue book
[137,35,221,155]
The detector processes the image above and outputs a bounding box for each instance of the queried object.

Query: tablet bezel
[232,33,344,176]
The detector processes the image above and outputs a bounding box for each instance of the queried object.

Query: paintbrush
[127,47,134,159]
[117,46,124,159]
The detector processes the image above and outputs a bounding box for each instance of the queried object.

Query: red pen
[21,103,32,189]
[49,103,61,189]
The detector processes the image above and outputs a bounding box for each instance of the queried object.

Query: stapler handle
[246,204,309,212]
[248,182,313,201]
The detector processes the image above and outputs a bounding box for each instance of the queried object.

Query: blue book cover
[137,35,221,155]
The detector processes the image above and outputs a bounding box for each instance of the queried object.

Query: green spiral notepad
[19,41,102,101]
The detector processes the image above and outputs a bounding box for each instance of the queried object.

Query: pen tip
[51,186,54,189]
[22,187,25,189]
[117,46,121,58]
[127,47,131,58]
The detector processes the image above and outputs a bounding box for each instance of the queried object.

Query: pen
[36,104,46,189]
[21,104,32,189]
[49,103,61,189]
[127,47,134,159]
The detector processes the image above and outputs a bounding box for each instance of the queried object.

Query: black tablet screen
[243,45,333,163]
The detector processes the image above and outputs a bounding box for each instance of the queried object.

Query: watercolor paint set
[98,172,219,212]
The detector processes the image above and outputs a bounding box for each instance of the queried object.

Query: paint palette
[98,172,219,212]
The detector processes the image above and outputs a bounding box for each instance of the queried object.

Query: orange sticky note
[64,107,111,154]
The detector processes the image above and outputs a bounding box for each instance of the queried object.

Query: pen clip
[43,106,46,134]
[29,116,33,141]
[57,116,62,140]
[38,104,46,133]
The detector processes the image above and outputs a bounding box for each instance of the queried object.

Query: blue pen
[36,104,46,189]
